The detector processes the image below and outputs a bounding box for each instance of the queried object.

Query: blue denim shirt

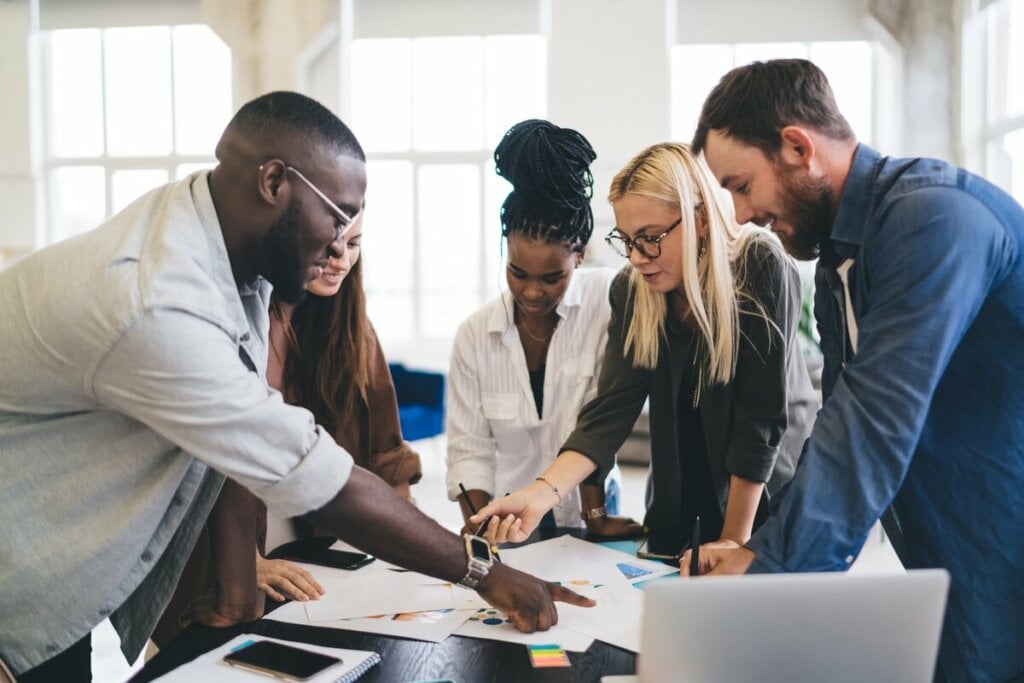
[745,145,1024,683]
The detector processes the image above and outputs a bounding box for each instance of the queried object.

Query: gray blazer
[565,235,817,537]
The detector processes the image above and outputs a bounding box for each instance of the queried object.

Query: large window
[671,41,875,146]
[42,25,231,243]
[981,0,1024,201]
[349,35,546,345]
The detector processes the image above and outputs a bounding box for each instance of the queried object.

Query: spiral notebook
[156,634,381,683]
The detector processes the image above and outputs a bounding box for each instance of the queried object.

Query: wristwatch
[583,505,607,520]
[458,534,494,589]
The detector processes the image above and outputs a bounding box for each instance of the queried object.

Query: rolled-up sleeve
[92,307,353,518]
[723,243,802,483]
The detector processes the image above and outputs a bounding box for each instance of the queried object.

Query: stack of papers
[263,535,678,653]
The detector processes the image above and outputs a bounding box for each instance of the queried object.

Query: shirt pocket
[481,392,519,422]
[560,351,598,385]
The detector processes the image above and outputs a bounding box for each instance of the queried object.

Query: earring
[699,237,708,260]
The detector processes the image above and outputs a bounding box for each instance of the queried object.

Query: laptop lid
[639,569,949,683]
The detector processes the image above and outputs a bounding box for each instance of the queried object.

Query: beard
[263,200,309,305]
[776,169,835,261]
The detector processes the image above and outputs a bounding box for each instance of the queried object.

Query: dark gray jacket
[565,235,817,534]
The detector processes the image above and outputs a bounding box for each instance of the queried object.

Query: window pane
[418,164,480,290]
[363,160,414,291]
[366,292,415,344]
[51,166,106,241]
[111,169,169,214]
[104,27,173,156]
[176,162,214,179]
[810,42,873,143]
[49,29,104,158]
[671,44,734,142]
[173,25,232,155]
[484,35,547,147]
[413,37,484,151]
[733,42,808,65]
[352,39,412,153]
[420,290,479,339]
[988,0,1024,124]
[988,127,1024,203]
[484,159,509,292]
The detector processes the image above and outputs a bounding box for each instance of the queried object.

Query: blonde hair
[609,142,775,385]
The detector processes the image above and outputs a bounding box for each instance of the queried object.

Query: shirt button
[845,555,855,564]
[99,608,111,616]
[240,332,251,342]
[172,495,183,506]
[142,551,153,562]
[45,644,58,653]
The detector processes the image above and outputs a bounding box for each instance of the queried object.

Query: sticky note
[527,643,571,668]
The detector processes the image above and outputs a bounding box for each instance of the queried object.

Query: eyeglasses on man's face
[605,216,682,259]
[260,161,359,243]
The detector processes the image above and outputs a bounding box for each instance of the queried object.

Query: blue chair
[388,363,445,441]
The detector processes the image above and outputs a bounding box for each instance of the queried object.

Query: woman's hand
[255,554,326,602]
[469,481,560,543]
[679,539,754,576]
[584,515,645,539]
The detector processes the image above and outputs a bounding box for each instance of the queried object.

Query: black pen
[458,482,501,562]
[689,516,701,577]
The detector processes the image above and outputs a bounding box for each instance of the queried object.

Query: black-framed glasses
[259,162,359,242]
[605,217,682,259]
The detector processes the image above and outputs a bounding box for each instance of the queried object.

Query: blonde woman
[472,143,817,560]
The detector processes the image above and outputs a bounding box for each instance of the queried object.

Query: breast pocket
[481,392,519,421]
[560,351,598,389]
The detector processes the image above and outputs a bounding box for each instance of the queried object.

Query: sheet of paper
[500,535,678,587]
[452,607,595,651]
[304,573,457,622]
[555,582,645,653]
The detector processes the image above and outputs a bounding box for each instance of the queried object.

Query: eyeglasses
[260,161,359,242]
[605,217,682,259]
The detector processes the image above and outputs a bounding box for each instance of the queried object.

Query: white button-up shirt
[0,172,353,674]
[445,267,618,527]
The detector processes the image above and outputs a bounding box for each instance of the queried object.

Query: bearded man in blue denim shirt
[685,59,1024,683]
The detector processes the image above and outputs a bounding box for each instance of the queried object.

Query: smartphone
[636,538,685,565]
[223,640,341,681]
[282,548,376,571]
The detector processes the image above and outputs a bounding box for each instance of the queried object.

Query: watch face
[469,536,491,561]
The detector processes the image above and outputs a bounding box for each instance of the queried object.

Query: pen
[689,516,701,577]
[458,482,501,562]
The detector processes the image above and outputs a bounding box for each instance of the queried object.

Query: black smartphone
[282,547,376,571]
[223,640,341,681]
[636,537,685,565]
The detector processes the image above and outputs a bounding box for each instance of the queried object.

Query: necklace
[518,315,557,343]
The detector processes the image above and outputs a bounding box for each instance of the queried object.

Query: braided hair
[494,119,597,252]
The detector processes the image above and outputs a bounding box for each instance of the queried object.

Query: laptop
[635,569,949,683]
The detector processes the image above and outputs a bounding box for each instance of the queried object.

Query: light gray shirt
[0,172,353,674]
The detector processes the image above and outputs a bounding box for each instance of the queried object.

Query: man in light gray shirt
[0,92,591,680]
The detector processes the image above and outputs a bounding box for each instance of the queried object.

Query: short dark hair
[493,119,597,252]
[228,91,365,162]
[691,59,854,157]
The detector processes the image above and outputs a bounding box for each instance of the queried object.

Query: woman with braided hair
[446,119,642,539]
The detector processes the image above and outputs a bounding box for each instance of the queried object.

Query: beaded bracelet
[535,476,562,503]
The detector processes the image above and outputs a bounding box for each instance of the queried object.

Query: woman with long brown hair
[152,212,421,644]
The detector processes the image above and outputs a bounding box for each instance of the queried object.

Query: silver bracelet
[535,476,562,503]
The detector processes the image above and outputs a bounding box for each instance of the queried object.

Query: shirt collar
[190,170,262,335]
[485,269,585,336]
[827,143,883,262]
